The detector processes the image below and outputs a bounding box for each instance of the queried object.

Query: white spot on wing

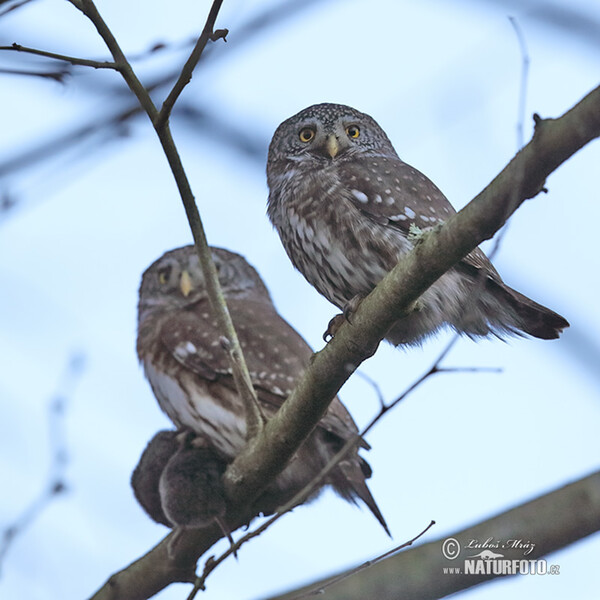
[351,189,369,204]
[405,207,416,219]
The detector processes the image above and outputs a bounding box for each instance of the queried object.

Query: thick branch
[88,84,600,599]
[264,470,600,600]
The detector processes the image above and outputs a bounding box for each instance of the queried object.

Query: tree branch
[87,84,600,599]
[66,0,264,436]
[263,470,600,600]
[155,0,226,129]
[0,43,118,69]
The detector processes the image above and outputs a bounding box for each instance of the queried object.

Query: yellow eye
[299,127,315,143]
[346,125,360,139]
[158,266,171,285]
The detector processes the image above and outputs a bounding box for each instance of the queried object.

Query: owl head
[138,245,271,320]
[267,103,397,179]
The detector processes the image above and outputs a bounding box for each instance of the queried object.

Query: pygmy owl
[266,103,569,345]
[137,245,388,534]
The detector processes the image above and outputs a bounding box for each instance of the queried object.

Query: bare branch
[0,352,86,574]
[262,470,600,600]
[155,0,226,129]
[0,43,118,69]
[508,16,530,150]
[0,66,70,82]
[284,520,436,600]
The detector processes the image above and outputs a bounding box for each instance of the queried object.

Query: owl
[137,245,388,534]
[266,103,569,345]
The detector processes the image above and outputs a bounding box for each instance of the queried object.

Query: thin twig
[0,67,70,82]
[155,0,226,129]
[509,16,530,151]
[0,43,118,69]
[354,369,386,410]
[0,352,86,574]
[486,16,532,260]
[288,520,437,600]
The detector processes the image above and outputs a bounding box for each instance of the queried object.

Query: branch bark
[87,84,600,599]
[263,469,600,600]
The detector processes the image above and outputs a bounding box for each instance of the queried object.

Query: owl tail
[494,282,569,340]
[334,457,391,537]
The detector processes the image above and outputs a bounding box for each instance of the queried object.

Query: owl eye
[346,125,360,139]
[299,127,315,143]
[158,266,172,285]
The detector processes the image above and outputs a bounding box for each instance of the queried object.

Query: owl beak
[324,134,340,158]
[180,270,193,297]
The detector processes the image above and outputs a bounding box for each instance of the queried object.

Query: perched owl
[266,103,569,345]
[137,245,388,534]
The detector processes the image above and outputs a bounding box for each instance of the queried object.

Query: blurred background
[1,0,599,598]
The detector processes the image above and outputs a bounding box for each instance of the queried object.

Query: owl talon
[323,313,345,342]
[344,294,364,321]
[323,295,365,341]
[215,516,238,559]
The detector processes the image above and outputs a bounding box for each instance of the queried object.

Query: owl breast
[268,160,411,310]
[142,358,247,459]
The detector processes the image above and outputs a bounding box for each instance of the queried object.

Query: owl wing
[160,298,365,446]
[339,156,453,231]
[339,156,502,281]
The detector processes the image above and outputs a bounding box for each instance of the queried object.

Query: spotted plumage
[137,244,388,533]
[267,103,569,344]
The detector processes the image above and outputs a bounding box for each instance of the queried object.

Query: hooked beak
[324,134,340,158]
[180,270,193,297]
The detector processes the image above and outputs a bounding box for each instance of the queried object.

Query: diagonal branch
[185,351,500,597]
[88,84,600,600]
[222,85,600,503]
[263,470,600,600]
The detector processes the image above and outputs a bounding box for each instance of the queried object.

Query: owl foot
[215,515,238,559]
[166,519,237,561]
[323,295,364,341]
[323,314,344,342]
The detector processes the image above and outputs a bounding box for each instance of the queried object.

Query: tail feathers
[335,458,391,537]
[497,283,569,340]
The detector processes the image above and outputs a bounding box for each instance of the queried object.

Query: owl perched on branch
[136,245,388,534]
[267,103,568,345]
